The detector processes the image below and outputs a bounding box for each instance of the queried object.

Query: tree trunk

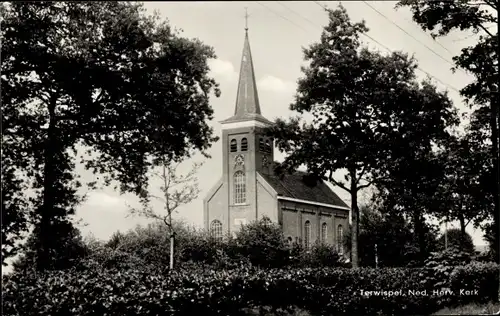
[169,212,174,270]
[169,233,174,270]
[37,96,57,271]
[458,213,466,250]
[349,168,359,268]
[444,220,448,251]
[413,209,426,265]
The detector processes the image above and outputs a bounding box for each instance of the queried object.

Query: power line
[362,1,468,76]
[313,1,462,93]
[256,1,310,33]
[400,15,457,57]
[275,1,319,29]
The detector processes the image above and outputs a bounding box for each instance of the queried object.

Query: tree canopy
[1,2,220,270]
[397,0,499,262]
[437,228,475,254]
[268,5,458,267]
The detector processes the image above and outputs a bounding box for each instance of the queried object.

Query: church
[203,26,350,253]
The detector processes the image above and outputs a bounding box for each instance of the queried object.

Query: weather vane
[244,7,249,32]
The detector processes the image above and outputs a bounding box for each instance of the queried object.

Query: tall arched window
[241,138,248,151]
[234,171,246,204]
[304,220,311,250]
[337,225,344,254]
[230,139,237,152]
[210,220,223,241]
[321,223,328,243]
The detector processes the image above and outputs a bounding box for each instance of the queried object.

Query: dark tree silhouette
[268,5,458,267]
[1,2,220,271]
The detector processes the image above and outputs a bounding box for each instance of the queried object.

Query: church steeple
[221,11,272,125]
[234,29,261,116]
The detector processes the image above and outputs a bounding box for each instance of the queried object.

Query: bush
[436,229,475,254]
[100,218,352,270]
[449,262,499,305]
[234,217,290,268]
[4,262,498,316]
[289,242,350,268]
[12,223,89,273]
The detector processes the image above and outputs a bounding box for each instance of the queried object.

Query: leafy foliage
[12,224,89,273]
[343,205,439,267]
[291,242,350,268]
[268,4,458,267]
[234,217,289,268]
[433,132,494,239]
[1,164,28,265]
[397,0,499,262]
[128,162,202,269]
[436,228,475,254]
[1,2,220,270]
[3,262,498,316]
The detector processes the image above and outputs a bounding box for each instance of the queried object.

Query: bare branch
[477,22,495,37]
[355,165,367,185]
[471,1,498,11]
[326,170,351,193]
[358,178,376,191]
[465,218,472,228]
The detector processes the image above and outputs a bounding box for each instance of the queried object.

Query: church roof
[259,169,349,209]
[221,30,272,125]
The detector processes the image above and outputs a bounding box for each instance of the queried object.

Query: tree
[1,163,28,266]
[1,2,220,271]
[234,216,289,268]
[435,131,493,246]
[437,228,475,254]
[12,223,88,273]
[128,162,201,270]
[397,0,499,262]
[343,204,439,267]
[267,5,458,267]
[374,145,450,263]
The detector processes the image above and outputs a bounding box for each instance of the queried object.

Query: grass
[432,302,500,315]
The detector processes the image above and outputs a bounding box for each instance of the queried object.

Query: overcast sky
[72,1,489,246]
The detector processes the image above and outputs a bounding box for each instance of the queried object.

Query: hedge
[3,263,498,316]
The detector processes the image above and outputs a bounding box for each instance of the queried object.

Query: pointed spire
[221,9,272,126]
[234,28,261,117]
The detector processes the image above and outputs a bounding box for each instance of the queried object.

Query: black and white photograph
[1,1,499,315]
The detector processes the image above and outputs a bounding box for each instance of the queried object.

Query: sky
[69,1,492,246]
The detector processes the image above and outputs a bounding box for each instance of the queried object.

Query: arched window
[230,139,237,152]
[234,171,246,204]
[304,221,311,250]
[210,220,223,241]
[259,138,265,151]
[241,138,248,151]
[321,223,328,243]
[337,225,344,254]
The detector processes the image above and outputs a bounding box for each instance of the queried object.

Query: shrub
[101,218,352,270]
[436,229,475,254]
[289,242,350,268]
[78,238,148,271]
[449,262,499,305]
[234,217,289,268]
[4,262,497,316]
[12,223,88,273]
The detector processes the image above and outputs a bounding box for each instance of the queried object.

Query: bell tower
[219,13,274,233]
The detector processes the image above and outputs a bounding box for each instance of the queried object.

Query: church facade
[203,28,350,252]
